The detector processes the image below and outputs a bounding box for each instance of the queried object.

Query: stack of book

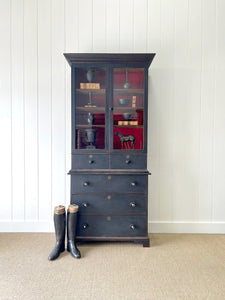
[118,121,138,126]
[80,83,100,89]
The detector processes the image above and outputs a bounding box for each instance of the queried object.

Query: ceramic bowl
[122,113,135,121]
[116,98,131,107]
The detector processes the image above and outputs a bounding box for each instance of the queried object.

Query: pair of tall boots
[48,204,81,260]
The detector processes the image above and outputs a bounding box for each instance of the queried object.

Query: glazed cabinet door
[72,65,109,153]
[110,65,148,169]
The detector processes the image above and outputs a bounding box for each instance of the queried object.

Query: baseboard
[148,221,225,234]
[0,220,54,232]
[1,220,225,233]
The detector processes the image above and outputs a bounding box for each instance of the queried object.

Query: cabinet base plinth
[76,236,150,247]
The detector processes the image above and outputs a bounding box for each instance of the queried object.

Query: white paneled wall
[0,0,225,232]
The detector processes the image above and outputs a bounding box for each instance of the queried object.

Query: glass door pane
[74,67,106,150]
[113,67,144,150]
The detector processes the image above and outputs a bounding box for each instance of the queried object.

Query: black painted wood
[71,174,147,194]
[77,215,147,237]
[110,154,147,169]
[71,193,146,214]
[72,154,109,169]
[65,53,155,247]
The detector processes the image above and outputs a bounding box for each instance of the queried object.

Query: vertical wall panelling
[119,0,133,52]
[133,0,147,52]
[213,0,225,222]
[198,0,216,221]
[0,0,12,220]
[78,0,93,52]
[51,0,66,208]
[106,0,120,52]
[11,0,25,220]
[64,0,79,207]
[1,0,225,232]
[64,0,79,52]
[157,0,175,221]
[24,0,38,220]
[147,0,161,221]
[174,0,195,221]
[188,0,202,222]
[93,0,106,52]
[38,0,52,220]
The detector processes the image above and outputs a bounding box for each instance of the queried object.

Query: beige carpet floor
[0,233,225,300]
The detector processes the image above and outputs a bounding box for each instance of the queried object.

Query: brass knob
[83,203,88,207]
[83,224,88,229]
[130,202,136,208]
[130,224,136,230]
[131,182,136,187]
[83,182,89,186]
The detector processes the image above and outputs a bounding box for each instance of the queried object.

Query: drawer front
[71,194,146,214]
[77,215,147,237]
[110,154,146,169]
[72,154,109,169]
[71,174,147,194]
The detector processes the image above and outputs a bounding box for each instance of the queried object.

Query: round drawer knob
[83,182,89,186]
[125,159,131,164]
[130,202,136,208]
[130,224,136,230]
[83,202,88,207]
[130,182,136,187]
[83,224,88,229]
[89,160,94,164]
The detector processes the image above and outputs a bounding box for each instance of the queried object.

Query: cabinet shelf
[76,89,106,95]
[76,125,105,128]
[114,125,143,128]
[114,107,143,112]
[76,106,105,112]
[114,89,144,95]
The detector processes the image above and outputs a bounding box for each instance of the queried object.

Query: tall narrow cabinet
[64,53,155,247]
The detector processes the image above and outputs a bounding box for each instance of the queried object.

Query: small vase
[87,112,94,125]
[86,69,95,83]
[85,129,97,149]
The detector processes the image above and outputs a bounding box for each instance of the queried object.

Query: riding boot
[48,205,66,261]
[67,204,81,259]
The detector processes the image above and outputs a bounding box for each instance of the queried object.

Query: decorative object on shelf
[80,83,100,89]
[129,121,138,125]
[117,98,131,107]
[85,128,98,149]
[132,96,136,108]
[77,129,81,149]
[114,131,135,149]
[85,92,96,108]
[87,112,94,125]
[122,113,135,121]
[86,69,95,83]
[118,121,128,126]
[123,69,131,89]
[118,121,138,126]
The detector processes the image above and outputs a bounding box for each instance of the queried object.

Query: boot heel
[60,244,65,253]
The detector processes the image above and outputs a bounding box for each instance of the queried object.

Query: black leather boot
[48,205,66,261]
[67,204,81,258]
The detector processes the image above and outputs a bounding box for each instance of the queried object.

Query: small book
[129,121,138,125]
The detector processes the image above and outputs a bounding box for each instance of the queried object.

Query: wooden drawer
[77,215,147,237]
[71,194,146,214]
[110,154,147,169]
[72,154,109,169]
[71,174,147,194]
